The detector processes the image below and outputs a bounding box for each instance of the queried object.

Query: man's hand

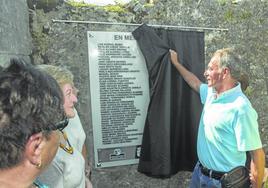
[250,160,257,188]
[250,148,265,188]
[169,49,202,93]
[169,49,180,66]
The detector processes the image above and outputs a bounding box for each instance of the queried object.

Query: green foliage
[66,0,127,13]
[218,0,228,6]
[263,178,268,188]
[258,18,265,25]
[223,8,252,23]
[66,0,96,7]
[144,3,154,8]
[244,86,253,97]
[223,9,235,22]
[131,0,139,4]
[115,0,135,5]
[104,5,126,13]
[239,10,252,20]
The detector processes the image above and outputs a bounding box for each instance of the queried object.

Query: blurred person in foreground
[170,48,265,188]
[0,58,65,188]
[37,65,92,188]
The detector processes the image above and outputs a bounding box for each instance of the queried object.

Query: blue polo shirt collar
[212,83,241,100]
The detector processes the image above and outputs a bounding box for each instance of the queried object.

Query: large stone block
[0,0,31,65]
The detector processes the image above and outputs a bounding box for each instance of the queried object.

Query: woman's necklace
[59,130,74,154]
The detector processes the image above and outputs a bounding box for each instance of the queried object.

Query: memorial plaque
[87,31,149,168]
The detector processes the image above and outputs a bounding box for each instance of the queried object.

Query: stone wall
[0,0,31,65]
[29,0,268,187]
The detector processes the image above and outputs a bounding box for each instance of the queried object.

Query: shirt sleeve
[234,105,262,151]
[199,83,208,104]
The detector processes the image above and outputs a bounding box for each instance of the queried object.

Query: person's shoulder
[234,93,256,115]
[235,91,251,105]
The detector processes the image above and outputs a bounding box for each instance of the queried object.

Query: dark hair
[0,58,64,169]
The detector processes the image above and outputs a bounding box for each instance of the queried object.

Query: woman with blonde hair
[37,65,92,188]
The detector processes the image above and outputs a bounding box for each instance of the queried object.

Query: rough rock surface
[3,0,267,187]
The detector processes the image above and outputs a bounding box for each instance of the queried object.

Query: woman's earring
[36,160,42,169]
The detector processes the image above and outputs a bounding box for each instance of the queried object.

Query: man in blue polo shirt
[170,48,265,188]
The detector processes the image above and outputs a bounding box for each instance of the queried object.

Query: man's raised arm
[170,49,202,93]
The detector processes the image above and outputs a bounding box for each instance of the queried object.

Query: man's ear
[24,132,44,166]
[222,67,231,79]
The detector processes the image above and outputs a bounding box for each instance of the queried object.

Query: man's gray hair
[214,48,249,91]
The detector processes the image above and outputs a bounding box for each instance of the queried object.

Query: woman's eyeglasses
[54,118,69,131]
[42,118,69,132]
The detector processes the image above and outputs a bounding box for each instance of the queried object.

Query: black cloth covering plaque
[132,24,205,178]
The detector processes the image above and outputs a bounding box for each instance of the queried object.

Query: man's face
[204,55,224,88]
